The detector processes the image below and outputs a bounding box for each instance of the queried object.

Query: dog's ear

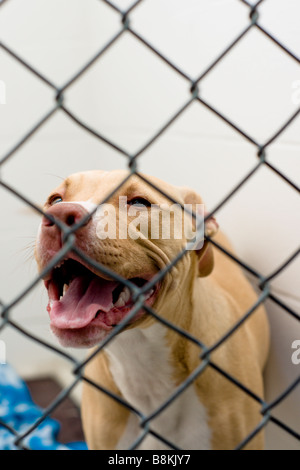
[178,187,218,277]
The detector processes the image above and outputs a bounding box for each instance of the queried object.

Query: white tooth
[122,287,131,303]
[63,284,68,296]
[115,297,125,308]
[114,286,131,308]
[145,289,154,299]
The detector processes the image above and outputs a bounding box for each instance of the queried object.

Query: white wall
[0,0,299,449]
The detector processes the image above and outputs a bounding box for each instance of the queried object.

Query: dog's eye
[48,195,63,206]
[128,197,151,208]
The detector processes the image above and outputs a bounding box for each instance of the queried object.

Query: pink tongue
[49,276,118,329]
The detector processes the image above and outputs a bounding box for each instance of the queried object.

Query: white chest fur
[105,323,211,450]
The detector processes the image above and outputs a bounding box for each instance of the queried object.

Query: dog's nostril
[43,204,89,230]
[66,214,76,226]
[64,211,88,226]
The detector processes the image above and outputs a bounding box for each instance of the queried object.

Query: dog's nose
[42,203,90,228]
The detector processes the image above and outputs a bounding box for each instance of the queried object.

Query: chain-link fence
[0,0,299,451]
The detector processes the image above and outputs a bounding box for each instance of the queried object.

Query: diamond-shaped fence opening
[0,0,299,451]
[65,33,189,156]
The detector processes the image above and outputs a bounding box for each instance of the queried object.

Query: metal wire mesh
[0,0,299,450]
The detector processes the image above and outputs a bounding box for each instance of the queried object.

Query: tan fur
[82,351,130,450]
[37,169,270,450]
[164,231,269,449]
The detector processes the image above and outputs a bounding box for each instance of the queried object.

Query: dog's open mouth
[44,258,159,336]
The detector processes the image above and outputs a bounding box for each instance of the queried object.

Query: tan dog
[35,169,269,450]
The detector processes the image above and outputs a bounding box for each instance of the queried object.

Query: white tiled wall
[0,0,299,449]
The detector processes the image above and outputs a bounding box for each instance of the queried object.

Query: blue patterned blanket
[0,364,87,450]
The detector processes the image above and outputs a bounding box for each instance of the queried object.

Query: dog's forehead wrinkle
[58,170,184,207]
[58,199,97,214]
[63,171,132,204]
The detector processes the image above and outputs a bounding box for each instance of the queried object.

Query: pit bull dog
[35,169,269,450]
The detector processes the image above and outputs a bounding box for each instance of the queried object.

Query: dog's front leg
[81,350,130,450]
